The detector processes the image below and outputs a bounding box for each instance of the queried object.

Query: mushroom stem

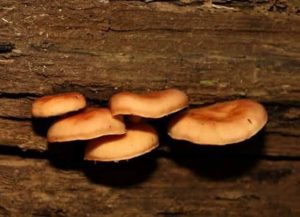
[128,115,143,123]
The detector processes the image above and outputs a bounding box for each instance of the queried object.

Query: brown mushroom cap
[32,92,86,118]
[168,99,268,145]
[85,123,159,162]
[47,108,126,142]
[109,88,189,118]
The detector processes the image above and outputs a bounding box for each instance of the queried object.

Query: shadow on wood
[166,130,266,180]
[31,117,56,138]
[47,140,158,187]
[0,144,47,159]
[83,152,158,187]
[47,141,86,171]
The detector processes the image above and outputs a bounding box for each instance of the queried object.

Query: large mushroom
[168,99,268,145]
[109,88,189,121]
[47,108,126,143]
[85,122,159,162]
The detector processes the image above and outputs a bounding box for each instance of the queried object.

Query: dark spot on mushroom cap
[247,118,252,124]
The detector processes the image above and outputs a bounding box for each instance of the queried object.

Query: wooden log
[0,1,299,156]
[0,153,299,217]
[1,102,300,157]
[0,1,300,216]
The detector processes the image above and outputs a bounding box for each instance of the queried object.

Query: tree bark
[0,0,299,216]
[0,154,299,217]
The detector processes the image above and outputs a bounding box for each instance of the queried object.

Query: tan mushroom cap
[47,108,126,143]
[85,123,159,162]
[168,99,268,145]
[109,88,189,118]
[32,92,86,118]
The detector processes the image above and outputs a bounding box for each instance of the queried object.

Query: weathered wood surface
[0,0,300,154]
[0,153,299,217]
[0,0,300,216]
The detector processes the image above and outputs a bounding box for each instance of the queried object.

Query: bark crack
[0,116,32,122]
[0,92,41,99]
[0,42,15,53]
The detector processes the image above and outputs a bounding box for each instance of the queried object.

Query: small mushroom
[109,88,189,121]
[32,92,86,118]
[85,122,159,162]
[47,108,126,142]
[168,99,268,145]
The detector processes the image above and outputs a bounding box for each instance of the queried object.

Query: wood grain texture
[0,0,299,154]
[0,1,300,216]
[0,153,299,217]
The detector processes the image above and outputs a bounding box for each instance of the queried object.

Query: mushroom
[109,88,189,121]
[85,122,159,162]
[168,99,268,145]
[32,92,86,118]
[47,108,126,142]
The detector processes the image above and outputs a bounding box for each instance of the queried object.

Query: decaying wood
[0,0,299,216]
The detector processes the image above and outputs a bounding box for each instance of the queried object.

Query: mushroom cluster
[32,89,268,162]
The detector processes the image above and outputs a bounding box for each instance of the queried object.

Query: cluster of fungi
[32,89,268,162]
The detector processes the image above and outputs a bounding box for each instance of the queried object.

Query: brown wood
[0,1,299,154]
[0,0,299,216]
[0,154,299,217]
